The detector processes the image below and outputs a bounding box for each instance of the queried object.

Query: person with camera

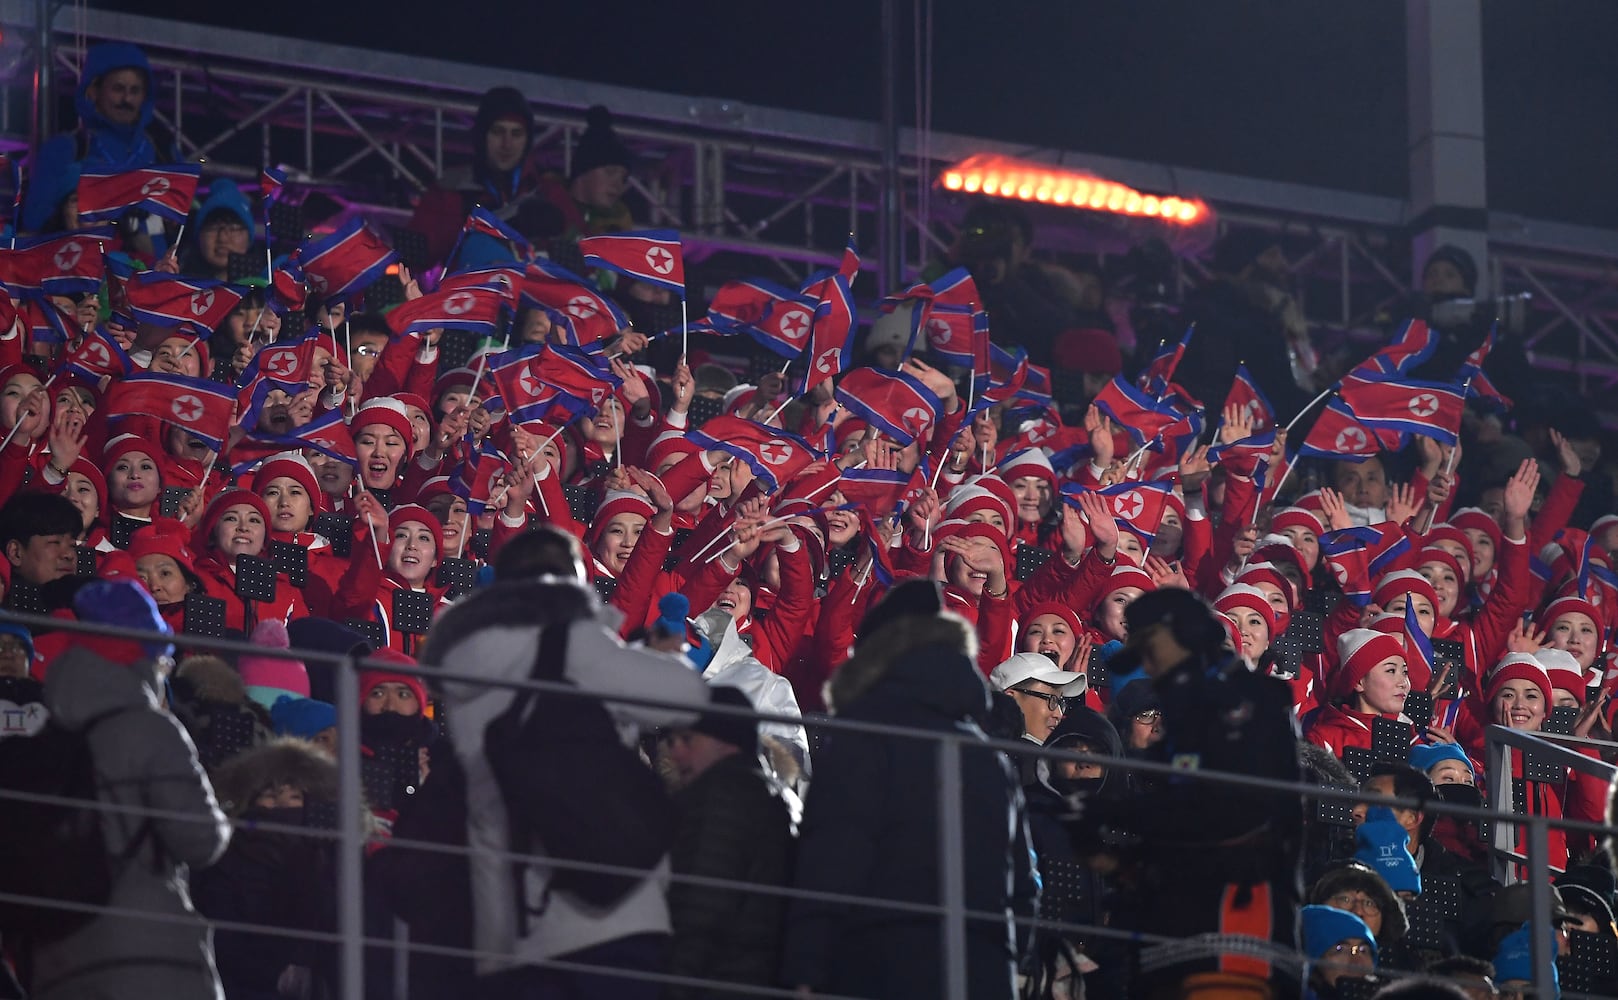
[1096,587,1306,1000]
[942,201,1077,366]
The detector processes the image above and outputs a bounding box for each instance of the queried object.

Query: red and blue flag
[106,372,236,450]
[296,218,398,304]
[578,229,685,296]
[75,164,201,225]
[834,367,941,447]
[126,274,247,334]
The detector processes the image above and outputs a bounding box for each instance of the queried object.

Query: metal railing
[1,605,1613,1000]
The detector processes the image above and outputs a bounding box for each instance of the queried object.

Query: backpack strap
[509,621,572,937]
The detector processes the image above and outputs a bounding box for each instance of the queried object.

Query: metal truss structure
[3,2,1617,419]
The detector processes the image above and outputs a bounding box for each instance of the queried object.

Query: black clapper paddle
[391,589,435,636]
[234,554,279,605]
[312,513,355,558]
[182,593,227,638]
[436,557,479,599]
[269,540,309,588]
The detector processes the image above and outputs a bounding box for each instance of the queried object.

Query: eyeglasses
[1011,687,1067,712]
[1133,710,1162,723]
[1327,941,1374,958]
[353,346,382,358]
[1326,892,1381,915]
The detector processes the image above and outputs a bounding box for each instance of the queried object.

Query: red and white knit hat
[1485,652,1553,706]
[999,448,1057,489]
[1334,628,1406,700]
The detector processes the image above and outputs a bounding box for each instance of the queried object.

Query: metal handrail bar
[7,606,1604,1000]
[1482,724,1616,997]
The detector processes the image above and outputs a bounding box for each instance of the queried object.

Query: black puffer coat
[780,612,1038,1000]
[668,751,794,998]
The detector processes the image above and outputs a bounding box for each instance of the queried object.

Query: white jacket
[426,585,708,974]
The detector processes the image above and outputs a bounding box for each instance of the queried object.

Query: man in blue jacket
[22,42,164,234]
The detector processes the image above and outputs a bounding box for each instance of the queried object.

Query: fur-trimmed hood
[175,654,248,705]
[825,611,987,722]
[1297,740,1356,789]
[210,737,340,818]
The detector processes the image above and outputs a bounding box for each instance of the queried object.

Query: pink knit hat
[239,618,310,710]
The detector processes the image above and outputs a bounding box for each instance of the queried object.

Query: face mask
[247,805,307,829]
[360,710,432,749]
[1343,502,1386,528]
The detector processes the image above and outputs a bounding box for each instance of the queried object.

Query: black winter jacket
[780,612,1038,1000]
[668,751,794,998]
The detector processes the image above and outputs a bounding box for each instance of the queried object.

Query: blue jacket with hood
[22,42,160,232]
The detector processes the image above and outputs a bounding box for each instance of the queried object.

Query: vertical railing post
[336,653,366,1000]
[1527,817,1556,997]
[937,737,968,1000]
[1486,729,1515,885]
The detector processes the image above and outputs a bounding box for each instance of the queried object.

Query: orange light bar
[939,153,1208,224]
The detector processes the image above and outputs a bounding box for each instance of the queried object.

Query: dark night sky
[100,0,1618,229]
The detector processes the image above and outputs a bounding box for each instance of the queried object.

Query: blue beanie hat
[655,592,691,638]
[1493,922,1559,995]
[1409,742,1474,780]
[72,580,174,661]
[1354,807,1422,894]
[270,695,337,740]
[1300,904,1378,965]
[0,621,35,662]
[194,179,254,235]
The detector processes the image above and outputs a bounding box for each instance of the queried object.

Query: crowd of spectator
[1,40,1617,1000]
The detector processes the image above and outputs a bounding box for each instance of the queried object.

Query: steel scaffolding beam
[4,1,1617,420]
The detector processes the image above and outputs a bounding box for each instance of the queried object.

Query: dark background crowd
[0,35,1615,1000]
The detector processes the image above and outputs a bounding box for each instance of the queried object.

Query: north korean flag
[458,206,532,259]
[0,230,112,296]
[58,325,134,383]
[106,372,236,450]
[927,267,981,312]
[970,342,1028,416]
[126,274,247,333]
[1014,363,1053,408]
[1319,528,1374,606]
[1348,318,1436,380]
[686,416,821,493]
[707,278,794,333]
[531,343,622,416]
[1455,324,1511,411]
[578,229,685,297]
[236,335,319,426]
[485,348,578,427]
[20,296,75,344]
[1207,428,1276,471]
[837,466,913,519]
[924,305,976,367]
[296,218,398,304]
[1404,598,1436,691]
[520,260,628,347]
[439,264,524,307]
[877,279,935,361]
[75,164,202,225]
[1297,399,1402,461]
[236,409,357,471]
[1061,480,1177,546]
[1092,376,1181,449]
[1138,326,1193,397]
[268,259,309,316]
[803,273,857,394]
[260,166,286,208]
[834,367,942,448]
[1223,362,1276,433]
[386,282,508,337]
[451,441,514,515]
[1338,375,1465,445]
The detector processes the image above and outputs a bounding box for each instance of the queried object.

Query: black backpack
[0,714,147,942]
[483,621,674,921]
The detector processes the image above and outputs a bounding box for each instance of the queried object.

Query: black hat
[690,685,758,751]
[571,105,635,179]
[1423,244,1478,296]
[857,578,944,647]
[474,86,534,141]
[1112,588,1226,671]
